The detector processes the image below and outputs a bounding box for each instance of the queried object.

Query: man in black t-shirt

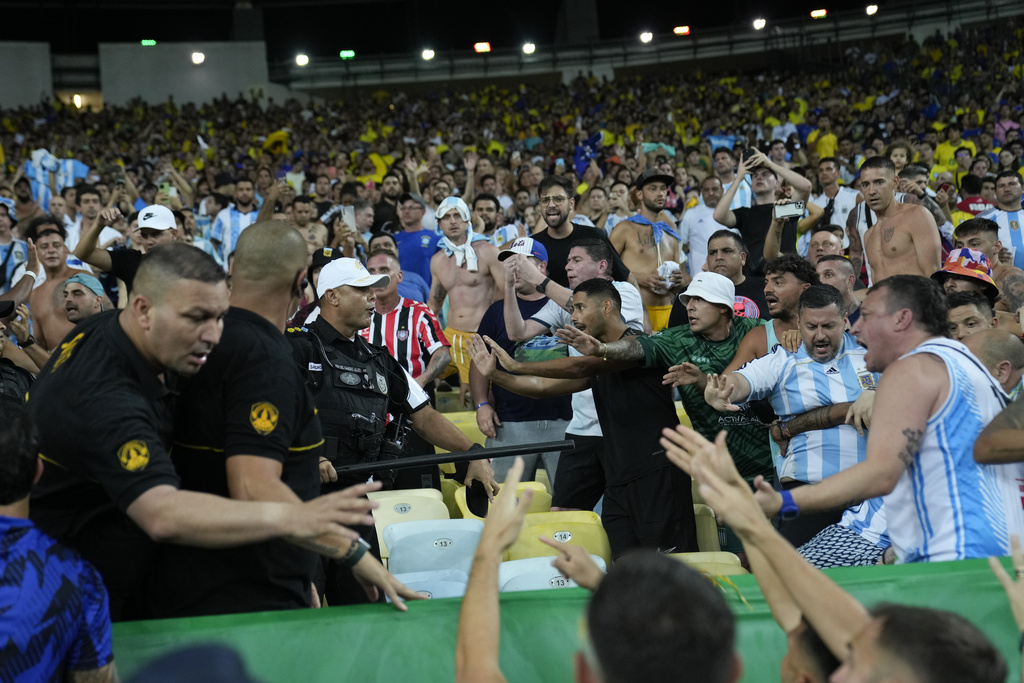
[27,243,374,620]
[531,175,631,288]
[75,204,179,293]
[470,278,697,558]
[150,221,417,617]
[714,149,812,276]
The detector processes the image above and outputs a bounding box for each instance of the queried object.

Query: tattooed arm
[997,267,1024,317]
[754,354,940,517]
[975,399,1024,464]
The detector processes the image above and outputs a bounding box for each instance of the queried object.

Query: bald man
[973,330,1024,463]
[152,221,418,617]
[963,329,1024,397]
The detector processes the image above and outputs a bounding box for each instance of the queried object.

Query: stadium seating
[387,569,469,602]
[455,480,552,520]
[383,519,485,575]
[506,511,611,565]
[370,493,450,561]
[694,503,722,552]
[498,555,607,593]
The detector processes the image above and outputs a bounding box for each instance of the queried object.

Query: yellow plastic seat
[440,477,464,519]
[535,469,552,495]
[368,488,443,503]
[454,481,552,520]
[506,510,611,565]
[694,504,721,552]
[371,494,450,560]
[691,479,705,506]
[669,551,742,566]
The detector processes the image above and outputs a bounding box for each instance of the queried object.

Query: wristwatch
[779,490,800,521]
[20,336,36,348]
[341,537,371,567]
[536,276,551,294]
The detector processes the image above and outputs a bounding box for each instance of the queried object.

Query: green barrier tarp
[114,558,1021,682]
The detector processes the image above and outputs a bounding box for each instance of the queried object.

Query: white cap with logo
[137,204,177,231]
[316,257,390,298]
[678,271,736,310]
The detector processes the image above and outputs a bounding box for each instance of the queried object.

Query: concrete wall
[98,41,272,106]
[0,42,53,108]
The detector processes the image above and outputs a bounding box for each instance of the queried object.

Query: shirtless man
[25,219,91,350]
[291,196,328,250]
[860,157,942,283]
[610,169,690,331]
[429,196,504,401]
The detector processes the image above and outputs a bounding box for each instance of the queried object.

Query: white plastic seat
[370,494,450,560]
[383,519,485,575]
[387,569,468,602]
[498,555,607,593]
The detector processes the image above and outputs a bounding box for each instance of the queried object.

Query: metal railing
[269,0,1024,90]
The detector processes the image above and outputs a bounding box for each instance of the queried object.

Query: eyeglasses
[539,195,568,206]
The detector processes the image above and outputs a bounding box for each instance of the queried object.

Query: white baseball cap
[137,204,177,231]
[316,257,390,298]
[678,271,735,311]
[435,196,471,221]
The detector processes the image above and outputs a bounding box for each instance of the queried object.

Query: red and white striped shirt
[359,297,449,378]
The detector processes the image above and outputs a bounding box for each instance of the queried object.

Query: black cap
[0,300,15,318]
[308,246,343,284]
[634,167,675,190]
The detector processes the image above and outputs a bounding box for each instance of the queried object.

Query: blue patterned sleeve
[66,561,114,672]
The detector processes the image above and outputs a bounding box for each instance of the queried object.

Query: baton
[334,439,575,476]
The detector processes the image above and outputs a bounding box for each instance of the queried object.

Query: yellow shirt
[807,130,838,159]
[935,139,976,169]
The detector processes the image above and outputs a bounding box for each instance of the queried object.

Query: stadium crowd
[3,14,1024,683]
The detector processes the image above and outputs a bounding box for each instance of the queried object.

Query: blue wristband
[475,401,490,410]
[779,490,800,521]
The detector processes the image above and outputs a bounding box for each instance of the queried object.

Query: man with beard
[211,178,259,268]
[472,193,517,247]
[12,176,46,224]
[530,176,630,290]
[610,169,689,332]
[372,171,404,232]
[602,181,634,234]
[705,285,882,548]
[25,218,92,350]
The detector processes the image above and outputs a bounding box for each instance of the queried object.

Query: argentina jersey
[887,338,1020,563]
[838,496,889,549]
[976,207,1024,270]
[723,177,753,210]
[735,331,878,482]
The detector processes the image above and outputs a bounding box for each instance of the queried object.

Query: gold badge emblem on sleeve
[117,440,150,471]
[250,402,280,435]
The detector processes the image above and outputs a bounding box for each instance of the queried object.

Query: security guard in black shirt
[27,242,373,620]
[149,221,417,616]
[288,257,499,604]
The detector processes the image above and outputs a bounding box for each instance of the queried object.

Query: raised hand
[538,536,605,591]
[554,325,602,357]
[662,362,705,388]
[468,334,496,378]
[704,373,740,412]
[845,390,875,436]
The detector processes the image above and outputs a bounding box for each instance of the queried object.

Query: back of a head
[872,275,948,338]
[587,552,737,683]
[870,604,1006,683]
[965,328,1024,372]
[0,407,39,505]
[793,618,839,683]
[232,219,308,289]
[765,254,820,286]
[133,242,225,303]
[960,174,983,196]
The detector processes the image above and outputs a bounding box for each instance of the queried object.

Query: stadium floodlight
[673,26,691,36]
[295,54,309,66]
[191,52,205,65]
[474,42,491,53]
[140,39,156,46]
[640,31,653,43]
[810,9,827,18]
[866,4,878,14]
[522,43,536,54]
[422,49,435,61]
[73,94,82,108]
[753,18,767,30]
[339,50,355,60]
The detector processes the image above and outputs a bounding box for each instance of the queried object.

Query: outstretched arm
[975,398,1024,463]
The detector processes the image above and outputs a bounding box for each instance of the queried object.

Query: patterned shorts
[797,524,886,569]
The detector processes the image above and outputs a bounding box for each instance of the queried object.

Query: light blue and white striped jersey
[210,205,259,269]
[488,225,522,249]
[838,496,889,548]
[976,207,1024,271]
[722,177,753,211]
[0,240,28,293]
[735,331,879,482]
[887,338,1022,563]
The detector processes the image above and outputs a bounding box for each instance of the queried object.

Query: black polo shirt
[532,225,631,288]
[108,248,144,291]
[146,307,324,618]
[28,310,180,618]
[733,204,797,276]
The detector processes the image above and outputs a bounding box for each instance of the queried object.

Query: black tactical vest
[0,359,32,408]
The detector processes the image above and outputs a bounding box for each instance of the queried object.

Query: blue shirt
[398,270,430,303]
[0,517,113,682]
[0,240,28,292]
[394,229,439,287]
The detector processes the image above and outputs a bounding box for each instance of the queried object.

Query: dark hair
[473,193,500,211]
[588,552,736,683]
[24,216,66,243]
[340,181,363,198]
[764,254,819,286]
[537,175,574,198]
[0,408,39,505]
[368,231,398,250]
[209,193,230,210]
[479,173,496,185]
[610,180,631,193]
[570,238,613,268]
[76,184,101,205]
[872,275,949,337]
[60,186,77,200]
[235,177,254,189]
[954,217,1000,240]
[708,229,746,254]
[860,156,897,175]
[947,289,994,319]
[817,254,856,276]
[291,196,314,208]
[900,164,928,180]
[712,146,733,158]
[995,170,1023,186]
[514,188,530,199]
[366,248,398,264]
[316,174,330,183]
[701,175,724,189]
[811,224,844,240]
[588,185,608,197]
[946,121,963,132]
[795,618,840,681]
[960,174,983,195]
[382,170,405,186]
[798,284,846,314]
[352,198,372,213]
[770,138,786,148]
[870,604,1005,683]
[918,139,936,151]
[817,156,839,169]
[574,277,621,311]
